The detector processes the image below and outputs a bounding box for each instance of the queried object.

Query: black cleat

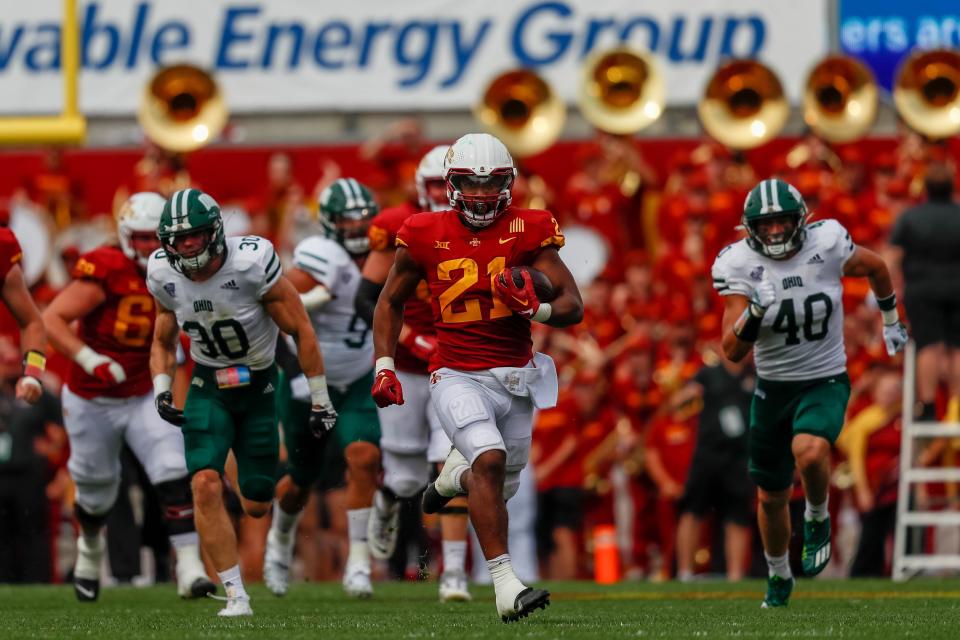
[422,482,462,514]
[501,588,550,623]
[74,577,100,602]
[188,577,217,599]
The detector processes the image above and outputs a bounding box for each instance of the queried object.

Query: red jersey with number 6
[396,207,564,371]
[68,247,155,399]
[368,201,437,374]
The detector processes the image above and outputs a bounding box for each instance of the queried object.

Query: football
[508,266,556,302]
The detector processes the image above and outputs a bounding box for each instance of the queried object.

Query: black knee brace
[75,503,107,535]
[438,505,468,516]
[153,477,197,536]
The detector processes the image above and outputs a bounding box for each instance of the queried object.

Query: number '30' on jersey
[712,219,855,381]
[146,236,281,371]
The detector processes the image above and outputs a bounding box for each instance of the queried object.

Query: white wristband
[531,302,552,323]
[74,346,101,375]
[153,373,172,397]
[375,356,396,373]
[308,374,330,406]
[881,307,900,326]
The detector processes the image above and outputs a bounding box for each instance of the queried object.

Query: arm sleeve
[355,277,384,327]
[711,249,751,297]
[825,219,856,266]
[292,237,342,291]
[236,237,283,300]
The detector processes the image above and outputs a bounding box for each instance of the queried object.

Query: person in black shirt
[889,162,960,424]
[0,336,63,583]
[675,353,754,581]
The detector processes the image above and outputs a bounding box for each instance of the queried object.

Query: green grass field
[3,579,960,639]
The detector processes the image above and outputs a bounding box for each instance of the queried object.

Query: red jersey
[67,247,155,399]
[645,414,697,485]
[0,227,23,280]
[368,201,437,373]
[397,207,564,371]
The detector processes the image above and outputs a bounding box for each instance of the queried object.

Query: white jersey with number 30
[712,219,855,381]
[147,236,281,371]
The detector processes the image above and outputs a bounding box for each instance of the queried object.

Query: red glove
[494,267,540,318]
[372,369,404,407]
[400,331,438,362]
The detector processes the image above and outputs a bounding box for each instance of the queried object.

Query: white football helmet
[416,145,449,212]
[443,133,517,228]
[117,192,165,269]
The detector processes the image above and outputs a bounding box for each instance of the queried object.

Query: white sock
[764,551,792,580]
[272,501,302,538]
[442,540,467,573]
[169,532,199,548]
[486,554,526,596]
[217,564,248,599]
[804,498,828,522]
[347,508,372,567]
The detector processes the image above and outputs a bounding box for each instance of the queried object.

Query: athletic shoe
[343,562,373,599]
[498,587,550,623]
[215,594,253,617]
[422,448,469,514]
[73,535,103,602]
[368,491,400,560]
[263,528,295,596]
[761,575,794,608]
[438,569,471,602]
[175,543,216,598]
[801,516,832,576]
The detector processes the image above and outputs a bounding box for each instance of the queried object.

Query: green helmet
[158,188,226,275]
[742,178,809,259]
[318,178,379,255]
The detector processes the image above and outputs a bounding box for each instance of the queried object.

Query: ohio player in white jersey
[263,178,384,599]
[713,178,907,608]
[147,188,337,617]
[355,146,474,603]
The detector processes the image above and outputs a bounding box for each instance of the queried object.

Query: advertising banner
[840,0,960,92]
[0,0,828,115]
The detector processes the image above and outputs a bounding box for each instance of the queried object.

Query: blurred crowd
[2,118,959,585]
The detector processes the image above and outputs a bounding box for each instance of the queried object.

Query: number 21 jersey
[712,219,855,381]
[396,207,564,371]
[147,236,281,371]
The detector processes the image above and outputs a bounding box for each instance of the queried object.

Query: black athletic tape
[877,293,897,312]
[733,307,763,342]
[438,506,468,516]
[154,477,197,536]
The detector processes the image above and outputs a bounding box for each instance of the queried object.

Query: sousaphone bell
[138,64,228,153]
[474,69,565,157]
[698,59,788,150]
[894,48,960,139]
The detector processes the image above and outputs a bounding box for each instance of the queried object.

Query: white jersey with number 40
[293,236,373,387]
[712,219,855,381]
[147,236,281,371]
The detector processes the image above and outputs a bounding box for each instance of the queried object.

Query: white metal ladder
[892,341,960,581]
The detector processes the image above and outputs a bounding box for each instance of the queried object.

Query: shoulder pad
[74,246,127,280]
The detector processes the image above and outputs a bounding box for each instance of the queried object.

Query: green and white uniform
[280,235,380,488]
[293,236,373,385]
[147,235,282,501]
[712,217,855,491]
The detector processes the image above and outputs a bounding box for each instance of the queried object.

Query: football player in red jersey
[43,193,213,602]
[356,145,474,602]
[0,226,47,404]
[371,133,583,622]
